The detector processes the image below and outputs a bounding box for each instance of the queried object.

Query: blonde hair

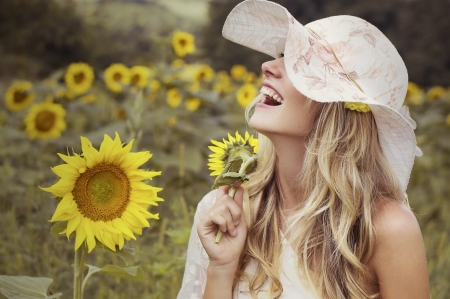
[234,95,407,299]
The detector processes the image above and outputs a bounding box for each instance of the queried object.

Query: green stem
[74,245,87,299]
[214,187,238,243]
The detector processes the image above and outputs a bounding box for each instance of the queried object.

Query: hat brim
[222,0,420,192]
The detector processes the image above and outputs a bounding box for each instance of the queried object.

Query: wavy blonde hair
[233,94,407,299]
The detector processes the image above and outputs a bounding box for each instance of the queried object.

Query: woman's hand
[196,184,247,269]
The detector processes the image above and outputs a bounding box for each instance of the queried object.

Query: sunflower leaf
[223,156,243,174]
[0,275,62,299]
[212,172,248,189]
[84,264,145,282]
[50,221,68,236]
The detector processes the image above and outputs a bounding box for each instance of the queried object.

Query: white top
[176,190,318,299]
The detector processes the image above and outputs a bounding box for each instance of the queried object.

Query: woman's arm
[197,185,247,299]
[368,201,430,299]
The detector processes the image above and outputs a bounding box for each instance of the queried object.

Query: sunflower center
[72,163,130,221]
[131,74,141,85]
[113,72,122,81]
[35,111,56,132]
[74,72,86,84]
[179,39,187,46]
[13,91,28,103]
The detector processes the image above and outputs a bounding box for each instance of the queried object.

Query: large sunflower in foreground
[208,131,258,177]
[24,100,66,139]
[64,62,95,95]
[171,31,195,58]
[5,81,35,111]
[41,132,163,253]
[104,63,130,93]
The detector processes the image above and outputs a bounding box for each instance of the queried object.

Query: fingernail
[232,229,237,236]
[234,220,240,226]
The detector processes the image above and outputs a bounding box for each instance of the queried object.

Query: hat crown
[305,16,408,111]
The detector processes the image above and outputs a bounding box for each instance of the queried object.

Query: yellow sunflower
[426,86,446,101]
[171,59,185,68]
[230,64,247,81]
[64,62,95,95]
[171,31,195,58]
[185,98,201,111]
[194,65,215,82]
[104,63,130,93]
[167,88,182,108]
[244,72,257,83]
[41,132,163,253]
[130,66,150,88]
[236,83,257,108]
[208,131,259,177]
[213,71,233,94]
[146,80,161,101]
[24,100,67,139]
[405,82,424,106]
[5,81,35,111]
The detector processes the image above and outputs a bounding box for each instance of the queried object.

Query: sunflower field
[0,0,449,298]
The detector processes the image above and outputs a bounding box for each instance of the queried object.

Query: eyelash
[277,52,284,58]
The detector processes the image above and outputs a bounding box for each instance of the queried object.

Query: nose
[261,59,282,79]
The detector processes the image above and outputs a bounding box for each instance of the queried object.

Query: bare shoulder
[372,200,421,241]
[368,200,430,299]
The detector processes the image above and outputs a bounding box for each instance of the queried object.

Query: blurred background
[0,0,449,298]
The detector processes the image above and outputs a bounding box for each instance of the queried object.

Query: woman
[177,1,430,298]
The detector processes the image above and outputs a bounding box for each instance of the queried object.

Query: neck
[270,134,308,213]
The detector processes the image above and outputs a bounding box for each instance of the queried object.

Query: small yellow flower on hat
[64,62,95,95]
[5,81,35,111]
[24,99,67,139]
[172,31,195,58]
[344,102,370,113]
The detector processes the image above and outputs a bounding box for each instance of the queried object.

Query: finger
[232,186,245,208]
[210,213,233,235]
[225,198,242,226]
[217,185,233,198]
[213,204,237,235]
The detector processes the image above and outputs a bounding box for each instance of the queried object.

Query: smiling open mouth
[261,86,283,106]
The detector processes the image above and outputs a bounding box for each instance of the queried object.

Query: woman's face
[249,57,320,139]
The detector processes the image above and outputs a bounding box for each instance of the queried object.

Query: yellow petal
[51,164,79,180]
[84,220,96,253]
[41,178,74,197]
[112,218,136,240]
[75,218,87,250]
[51,193,76,221]
[66,214,82,239]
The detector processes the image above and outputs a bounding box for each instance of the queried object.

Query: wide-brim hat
[222,0,422,192]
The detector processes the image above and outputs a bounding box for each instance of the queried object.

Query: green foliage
[0,276,62,299]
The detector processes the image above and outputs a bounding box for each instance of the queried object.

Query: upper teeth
[261,86,283,104]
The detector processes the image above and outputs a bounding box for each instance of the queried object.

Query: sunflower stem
[214,187,238,243]
[74,244,87,299]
